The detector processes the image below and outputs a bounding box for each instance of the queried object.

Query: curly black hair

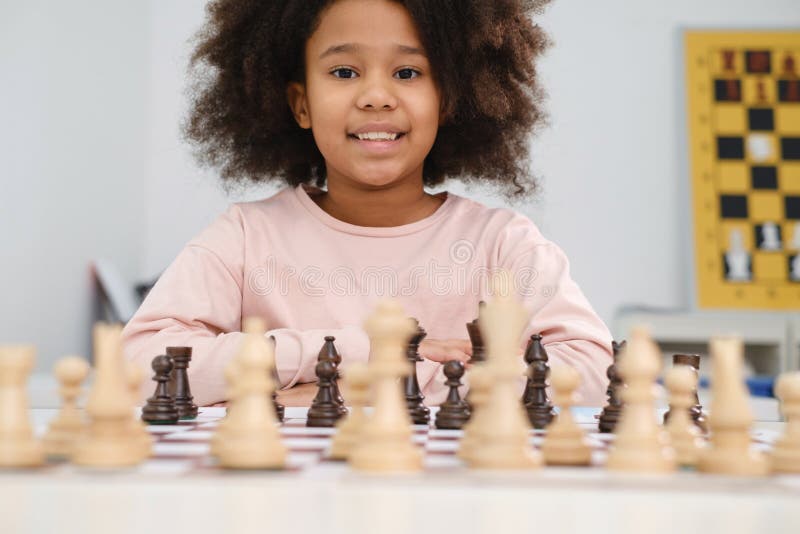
[184,0,551,198]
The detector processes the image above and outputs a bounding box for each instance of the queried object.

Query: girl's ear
[286,82,312,129]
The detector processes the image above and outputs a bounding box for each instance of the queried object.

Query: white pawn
[216,317,286,469]
[350,300,421,473]
[771,371,800,473]
[698,336,768,476]
[725,229,751,281]
[43,356,90,458]
[664,366,705,468]
[457,365,492,462]
[541,366,591,466]
[329,363,370,460]
[124,361,153,461]
[0,345,44,467]
[606,326,675,473]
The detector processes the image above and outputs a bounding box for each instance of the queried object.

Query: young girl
[122,0,613,407]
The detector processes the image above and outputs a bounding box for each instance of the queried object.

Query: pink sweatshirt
[122,184,613,406]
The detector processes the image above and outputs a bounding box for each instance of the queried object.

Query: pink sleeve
[121,207,371,406]
[499,217,614,406]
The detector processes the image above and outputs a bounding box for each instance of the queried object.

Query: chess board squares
[711,49,741,76]
[751,166,778,190]
[717,162,749,192]
[752,252,787,282]
[714,79,742,102]
[745,50,772,74]
[717,137,745,160]
[780,164,800,193]
[754,221,783,250]
[784,222,800,250]
[782,138,800,160]
[743,77,775,105]
[748,108,775,131]
[714,104,746,132]
[786,196,800,219]
[747,134,777,163]
[778,80,800,103]
[749,191,782,221]
[776,107,800,135]
[720,194,748,218]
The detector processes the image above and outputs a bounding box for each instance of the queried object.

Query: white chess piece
[726,229,751,281]
[760,222,781,250]
[772,372,800,473]
[329,363,370,460]
[0,345,45,467]
[792,255,800,282]
[747,133,773,163]
[43,356,90,458]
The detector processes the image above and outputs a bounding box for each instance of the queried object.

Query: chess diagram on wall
[686,31,800,309]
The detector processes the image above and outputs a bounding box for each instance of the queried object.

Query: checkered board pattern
[33,407,781,478]
[686,31,800,309]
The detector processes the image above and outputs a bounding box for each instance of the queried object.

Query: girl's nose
[356,74,398,110]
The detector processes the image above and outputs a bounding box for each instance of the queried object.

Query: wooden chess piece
[466,319,485,364]
[467,274,540,470]
[318,336,347,417]
[598,340,626,433]
[698,336,768,476]
[663,354,707,432]
[403,320,430,425]
[141,355,180,425]
[350,299,422,473]
[541,366,591,466]
[43,356,90,459]
[664,365,705,468]
[457,365,491,462]
[523,334,555,429]
[330,363,370,460]
[124,361,154,461]
[216,317,286,469]
[307,360,342,427]
[0,345,44,467]
[772,371,800,473]
[72,323,144,467]
[269,336,284,423]
[606,327,675,473]
[166,347,198,420]
[435,360,470,430]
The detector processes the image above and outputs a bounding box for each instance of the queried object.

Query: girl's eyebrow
[318,43,427,60]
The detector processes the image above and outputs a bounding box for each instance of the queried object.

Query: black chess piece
[523,334,555,429]
[269,336,285,423]
[403,320,430,425]
[165,346,198,420]
[318,336,347,417]
[435,360,470,430]
[142,355,179,425]
[598,340,626,433]
[306,360,342,427]
[663,354,707,432]
[466,301,486,363]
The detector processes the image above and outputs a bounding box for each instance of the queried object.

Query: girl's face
[287,0,442,190]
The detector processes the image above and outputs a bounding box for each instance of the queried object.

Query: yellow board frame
[686,31,800,309]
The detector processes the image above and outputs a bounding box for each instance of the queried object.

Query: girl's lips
[348,133,406,154]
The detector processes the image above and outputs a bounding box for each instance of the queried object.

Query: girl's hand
[418,338,472,364]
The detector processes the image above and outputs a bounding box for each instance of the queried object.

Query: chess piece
[598,340,626,433]
[664,365,705,468]
[466,305,486,364]
[759,222,781,250]
[166,347,198,420]
[0,345,45,467]
[268,336,284,422]
[124,361,154,461]
[317,336,347,417]
[307,360,342,427]
[541,366,591,466]
[435,360,470,430]
[141,355,180,425]
[457,365,491,462]
[403,321,430,425]
[72,323,144,467]
[791,255,800,282]
[522,334,555,429]
[606,327,675,473]
[350,299,422,473]
[467,274,541,470]
[725,229,751,281]
[698,336,768,476]
[772,371,800,473]
[216,317,286,469]
[330,363,370,460]
[209,357,241,458]
[43,356,90,459]
[663,354,707,432]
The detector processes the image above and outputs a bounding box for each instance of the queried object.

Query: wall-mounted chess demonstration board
[686,31,800,309]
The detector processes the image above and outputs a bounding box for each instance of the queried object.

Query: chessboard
[686,31,800,309]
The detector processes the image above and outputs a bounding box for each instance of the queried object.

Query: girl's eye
[396,68,420,80]
[331,67,358,79]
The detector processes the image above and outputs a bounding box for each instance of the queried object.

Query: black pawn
[318,336,347,416]
[306,360,342,427]
[166,346,198,420]
[598,340,626,433]
[523,334,555,429]
[403,320,430,425]
[142,355,179,425]
[435,360,470,430]
[269,335,285,423]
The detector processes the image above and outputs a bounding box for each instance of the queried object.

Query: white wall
[1,2,149,370]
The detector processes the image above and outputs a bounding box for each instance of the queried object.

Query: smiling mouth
[347,133,407,141]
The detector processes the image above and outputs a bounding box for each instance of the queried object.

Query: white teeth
[355,132,399,141]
